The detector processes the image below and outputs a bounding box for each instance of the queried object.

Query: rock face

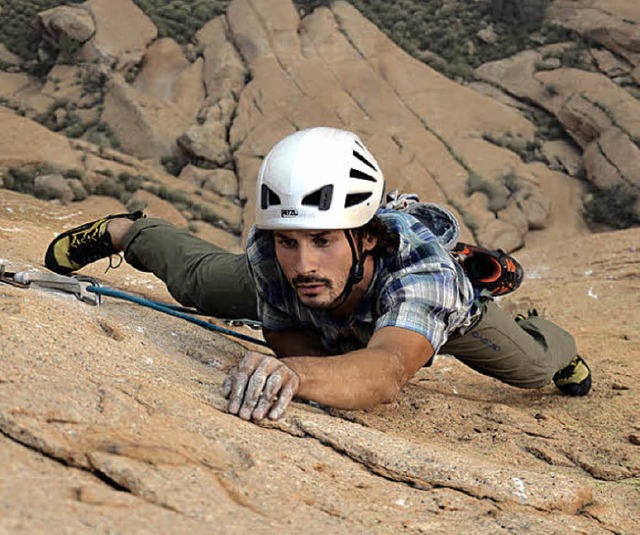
[549,0,640,68]
[476,51,640,223]
[0,189,638,534]
[9,0,630,250]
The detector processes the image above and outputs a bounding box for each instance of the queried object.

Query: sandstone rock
[541,140,582,176]
[79,0,157,71]
[66,177,87,201]
[134,40,205,121]
[40,65,84,103]
[549,0,640,68]
[0,43,20,65]
[178,165,238,197]
[178,124,231,166]
[37,5,96,46]
[34,173,73,203]
[203,169,238,197]
[196,17,248,105]
[477,25,498,45]
[0,107,81,170]
[135,38,191,101]
[174,57,206,118]
[515,187,550,230]
[190,196,242,234]
[102,74,192,160]
[590,47,631,77]
[583,128,640,193]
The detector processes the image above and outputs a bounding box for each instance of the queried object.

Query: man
[45,127,591,423]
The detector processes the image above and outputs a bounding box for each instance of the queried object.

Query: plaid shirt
[246,209,478,355]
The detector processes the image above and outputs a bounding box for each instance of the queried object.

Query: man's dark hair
[359,216,399,258]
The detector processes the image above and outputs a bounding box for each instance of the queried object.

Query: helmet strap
[327,229,368,311]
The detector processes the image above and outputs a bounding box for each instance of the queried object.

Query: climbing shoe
[553,355,592,396]
[452,243,524,297]
[44,211,144,275]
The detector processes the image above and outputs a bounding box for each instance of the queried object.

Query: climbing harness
[0,265,266,347]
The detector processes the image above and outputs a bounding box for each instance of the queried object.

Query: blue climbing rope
[86,285,268,347]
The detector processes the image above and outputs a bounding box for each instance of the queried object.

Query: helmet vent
[302,185,333,211]
[345,192,372,208]
[261,184,281,209]
[353,150,377,171]
[350,168,376,182]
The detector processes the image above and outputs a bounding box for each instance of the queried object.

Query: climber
[44,127,591,423]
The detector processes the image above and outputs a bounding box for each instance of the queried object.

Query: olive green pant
[122,218,576,389]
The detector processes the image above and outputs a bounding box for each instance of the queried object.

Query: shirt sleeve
[375,263,460,353]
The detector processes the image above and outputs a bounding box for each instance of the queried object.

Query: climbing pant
[122,218,576,389]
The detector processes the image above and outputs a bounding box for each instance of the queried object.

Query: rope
[86,285,268,347]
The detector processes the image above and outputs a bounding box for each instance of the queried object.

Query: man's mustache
[292,275,332,288]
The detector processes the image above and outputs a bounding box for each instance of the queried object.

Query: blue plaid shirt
[246,209,478,355]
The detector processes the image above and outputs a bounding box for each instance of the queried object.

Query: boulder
[178,165,238,197]
[178,124,231,166]
[202,169,238,198]
[590,47,631,77]
[37,5,96,47]
[101,74,192,161]
[134,39,205,121]
[34,173,73,203]
[134,38,191,101]
[541,140,582,176]
[79,0,157,71]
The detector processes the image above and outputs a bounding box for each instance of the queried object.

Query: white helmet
[256,127,385,230]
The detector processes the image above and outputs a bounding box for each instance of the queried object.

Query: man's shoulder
[377,203,460,251]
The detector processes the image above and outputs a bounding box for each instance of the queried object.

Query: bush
[583,185,640,229]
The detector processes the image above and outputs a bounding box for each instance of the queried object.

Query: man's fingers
[268,379,298,420]
[238,360,272,420]
[252,374,283,421]
[221,367,237,398]
[227,370,249,414]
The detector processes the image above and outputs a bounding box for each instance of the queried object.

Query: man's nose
[294,242,319,274]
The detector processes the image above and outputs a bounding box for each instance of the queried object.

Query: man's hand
[222,351,300,421]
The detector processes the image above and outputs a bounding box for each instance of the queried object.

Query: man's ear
[362,232,378,253]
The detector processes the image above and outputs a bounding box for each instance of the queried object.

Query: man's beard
[292,275,343,309]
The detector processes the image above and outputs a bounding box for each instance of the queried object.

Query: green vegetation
[131,1,228,44]
[482,132,543,163]
[1,0,571,83]
[583,184,640,229]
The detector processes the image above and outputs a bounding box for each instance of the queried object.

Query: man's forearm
[281,349,409,409]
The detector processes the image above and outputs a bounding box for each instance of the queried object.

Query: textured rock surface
[1,189,638,534]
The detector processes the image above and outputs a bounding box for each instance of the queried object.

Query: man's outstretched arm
[222,326,433,421]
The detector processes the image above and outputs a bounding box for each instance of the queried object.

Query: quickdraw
[0,264,101,305]
[0,264,266,347]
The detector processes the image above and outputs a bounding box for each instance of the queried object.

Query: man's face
[274,229,354,309]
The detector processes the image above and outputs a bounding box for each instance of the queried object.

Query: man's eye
[277,238,296,248]
[313,237,330,247]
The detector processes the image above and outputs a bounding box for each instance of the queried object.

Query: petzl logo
[281,209,298,217]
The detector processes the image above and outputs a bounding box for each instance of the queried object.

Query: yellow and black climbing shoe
[553,355,592,396]
[44,211,144,275]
